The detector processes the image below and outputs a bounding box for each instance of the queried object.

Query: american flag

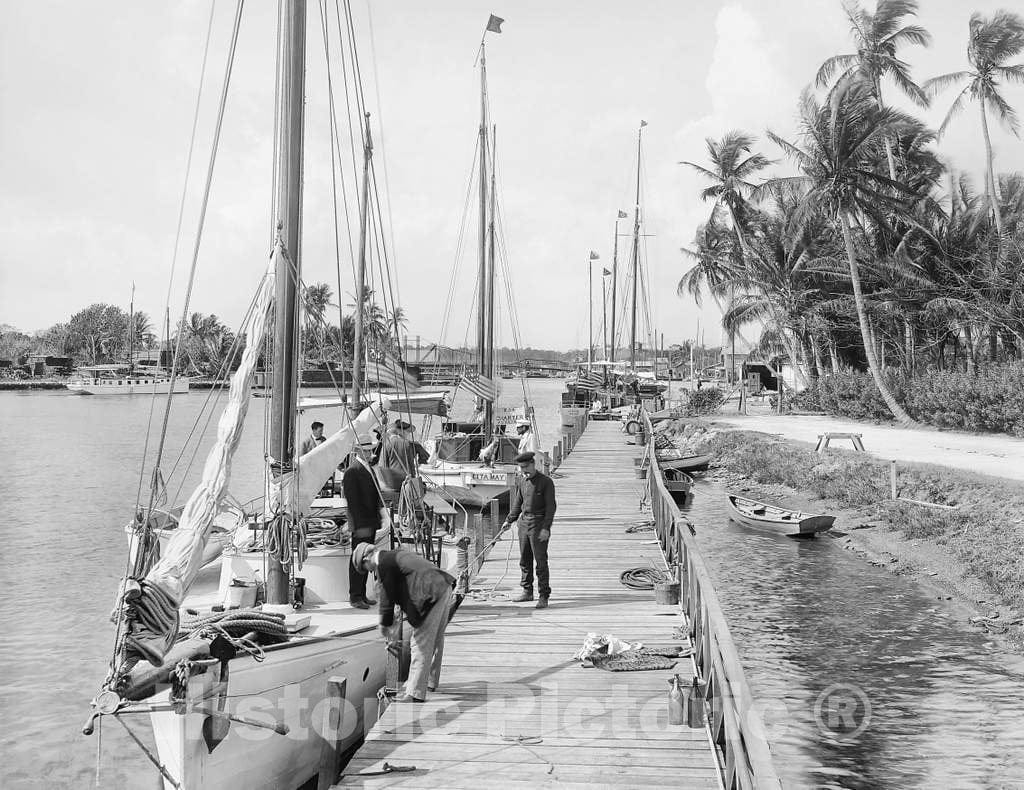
[461,369,497,402]
[571,370,604,391]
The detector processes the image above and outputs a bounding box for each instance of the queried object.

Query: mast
[602,270,608,361]
[128,282,135,374]
[610,213,620,364]
[268,0,306,604]
[351,112,373,411]
[484,125,497,440]
[629,123,644,373]
[588,255,593,367]
[476,43,489,406]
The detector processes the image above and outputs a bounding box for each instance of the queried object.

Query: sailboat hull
[152,633,384,790]
[68,377,191,395]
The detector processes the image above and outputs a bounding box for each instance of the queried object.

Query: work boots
[535,596,549,609]
[512,589,534,603]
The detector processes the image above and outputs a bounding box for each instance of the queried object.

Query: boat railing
[642,409,782,790]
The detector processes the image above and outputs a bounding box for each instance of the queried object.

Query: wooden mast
[610,213,620,364]
[484,125,497,441]
[351,112,373,411]
[628,123,643,373]
[268,0,306,605]
[477,43,489,425]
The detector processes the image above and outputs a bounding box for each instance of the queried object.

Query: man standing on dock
[342,445,387,609]
[352,543,456,702]
[503,451,556,609]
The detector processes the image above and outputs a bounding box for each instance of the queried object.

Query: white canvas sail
[145,255,277,599]
[269,397,391,515]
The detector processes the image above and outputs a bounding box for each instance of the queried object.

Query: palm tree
[925,10,1024,243]
[679,131,772,254]
[767,84,919,425]
[816,0,931,180]
[302,282,334,359]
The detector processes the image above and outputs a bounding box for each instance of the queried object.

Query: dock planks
[334,421,722,788]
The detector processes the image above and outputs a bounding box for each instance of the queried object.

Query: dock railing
[643,409,783,790]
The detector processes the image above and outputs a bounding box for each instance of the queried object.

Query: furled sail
[269,397,391,515]
[119,249,278,667]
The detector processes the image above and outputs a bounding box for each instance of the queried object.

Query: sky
[2,0,1024,353]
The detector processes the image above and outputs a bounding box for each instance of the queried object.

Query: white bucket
[224,581,257,609]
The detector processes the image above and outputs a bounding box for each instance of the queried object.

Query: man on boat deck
[342,444,388,609]
[514,418,546,472]
[299,421,326,456]
[502,451,556,609]
[379,420,430,491]
[353,542,456,702]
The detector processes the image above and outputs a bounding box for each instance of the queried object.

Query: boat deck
[333,421,722,788]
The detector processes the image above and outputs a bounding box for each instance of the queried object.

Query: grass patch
[681,422,1024,611]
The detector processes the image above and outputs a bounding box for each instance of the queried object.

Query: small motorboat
[657,452,711,472]
[726,494,835,537]
[663,467,694,497]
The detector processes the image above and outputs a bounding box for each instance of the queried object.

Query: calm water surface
[2,382,1023,788]
[683,482,1024,789]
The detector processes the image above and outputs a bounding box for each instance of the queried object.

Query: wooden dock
[334,421,723,788]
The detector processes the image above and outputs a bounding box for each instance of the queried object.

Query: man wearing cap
[502,451,556,609]
[342,446,389,609]
[379,420,430,491]
[514,418,546,472]
[352,543,456,702]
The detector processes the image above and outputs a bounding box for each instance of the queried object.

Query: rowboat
[657,452,711,472]
[663,468,694,497]
[726,494,835,537]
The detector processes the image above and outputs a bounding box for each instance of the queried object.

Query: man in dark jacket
[502,451,556,609]
[342,447,389,609]
[378,420,430,491]
[353,544,456,702]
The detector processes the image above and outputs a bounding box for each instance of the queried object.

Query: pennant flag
[602,268,612,276]
[589,251,600,260]
[617,210,629,219]
[640,120,648,127]
[462,369,497,402]
[486,14,504,33]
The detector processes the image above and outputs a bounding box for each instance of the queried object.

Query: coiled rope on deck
[618,567,670,591]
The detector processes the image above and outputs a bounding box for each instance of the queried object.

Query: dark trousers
[349,530,375,602]
[518,522,550,597]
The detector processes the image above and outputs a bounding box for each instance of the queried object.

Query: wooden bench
[815,432,865,452]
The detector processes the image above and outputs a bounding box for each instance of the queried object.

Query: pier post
[890,460,898,499]
[317,676,348,790]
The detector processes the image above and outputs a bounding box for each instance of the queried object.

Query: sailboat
[85,4,407,788]
[419,19,537,508]
[68,292,191,396]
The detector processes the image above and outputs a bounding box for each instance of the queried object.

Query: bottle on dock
[668,674,685,725]
[687,676,704,728]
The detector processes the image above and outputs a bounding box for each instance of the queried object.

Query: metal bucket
[654,581,680,606]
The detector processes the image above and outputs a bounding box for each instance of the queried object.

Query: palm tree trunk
[964,323,976,375]
[828,337,840,372]
[839,212,916,425]
[980,99,1005,244]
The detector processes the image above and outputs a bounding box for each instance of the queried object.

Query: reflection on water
[0,380,569,789]
[682,479,1024,789]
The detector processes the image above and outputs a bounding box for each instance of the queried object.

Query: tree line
[679,1,1024,425]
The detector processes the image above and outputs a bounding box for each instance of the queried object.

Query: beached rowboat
[726,494,835,537]
[663,468,694,497]
[657,452,711,472]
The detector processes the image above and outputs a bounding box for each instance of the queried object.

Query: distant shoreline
[0,379,394,392]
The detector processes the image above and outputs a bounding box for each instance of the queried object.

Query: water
[682,481,1024,789]
[0,379,568,789]
[2,382,1023,788]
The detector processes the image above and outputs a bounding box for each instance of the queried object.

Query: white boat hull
[68,377,191,395]
[152,631,384,790]
[420,463,513,504]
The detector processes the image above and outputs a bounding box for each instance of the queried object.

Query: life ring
[624,419,641,435]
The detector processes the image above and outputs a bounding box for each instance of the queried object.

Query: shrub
[791,364,1024,436]
[685,387,725,416]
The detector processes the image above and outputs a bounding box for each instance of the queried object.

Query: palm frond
[923,70,971,98]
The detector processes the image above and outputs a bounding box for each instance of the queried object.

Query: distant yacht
[67,364,190,395]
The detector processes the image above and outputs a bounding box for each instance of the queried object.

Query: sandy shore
[713,403,1024,483]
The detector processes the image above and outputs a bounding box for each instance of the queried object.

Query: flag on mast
[486,14,504,33]
[640,120,648,127]
[461,369,497,402]
[602,268,612,276]
[617,210,628,219]
[589,251,600,260]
